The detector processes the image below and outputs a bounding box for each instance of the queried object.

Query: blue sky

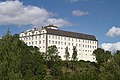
[0,0,120,52]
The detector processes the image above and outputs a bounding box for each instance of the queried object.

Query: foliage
[0,31,120,80]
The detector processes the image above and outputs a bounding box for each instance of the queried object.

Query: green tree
[64,47,70,69]
[0,32,23,80]
[47,45,60,61]
[72,46,77,61]
[114,50,120,66]
[99,58,120,80]
[64,47,70,61]
[46,45,62,79]
[20,46,47,80]
[0,32,47,80]
[93,48,112,64]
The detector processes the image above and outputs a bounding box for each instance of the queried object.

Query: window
[61,42,63,45]
[55,41,57,44]
[43,40,45,43]
[36,36,37,39]
[72,38,73,41]
[69,43,70,46]
[95,46,96,48]
[68,38,70,41]
[64,37,66,40]
[79,44,81,47]
[49,40,51,44]
[58,41,60,45]
[39,41,41,44]
[52,41,54,44]
[72,43,73,46]
[36,41,37,44]
[64,42,66,45]
[43,35,45,38]
[55,36,57,39]
[58,36,60,39]
[52,35,54,39]
[90,45,91,48]
[29,37,31,40]
[39,35,41,39]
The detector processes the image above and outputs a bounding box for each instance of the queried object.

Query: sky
[0,0,120,53]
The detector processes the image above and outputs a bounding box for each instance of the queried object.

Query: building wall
[20,29,98,62]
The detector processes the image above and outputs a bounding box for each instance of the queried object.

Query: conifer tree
[64,47,70,61]
[72,46,78,61]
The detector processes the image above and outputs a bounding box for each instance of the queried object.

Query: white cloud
[0,0,71,27]
[101,42,120,53]
[46,18,71,27]
[72,10,89,16]
[106,26,120,37]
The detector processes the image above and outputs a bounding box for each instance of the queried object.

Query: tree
[47,45,60,61]
[93,48,112,73]
[114,50,120,66]
[20,45,47,80]
[0,32,23,80]
[72,46,77,61]
[0,32,47,80]
[93,48,112,64]
[99,58,120,80]
[46,45,62,78]
[64,47,70,61]
[64,47,70,69]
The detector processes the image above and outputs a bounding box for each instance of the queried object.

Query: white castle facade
[19,25,98,62]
